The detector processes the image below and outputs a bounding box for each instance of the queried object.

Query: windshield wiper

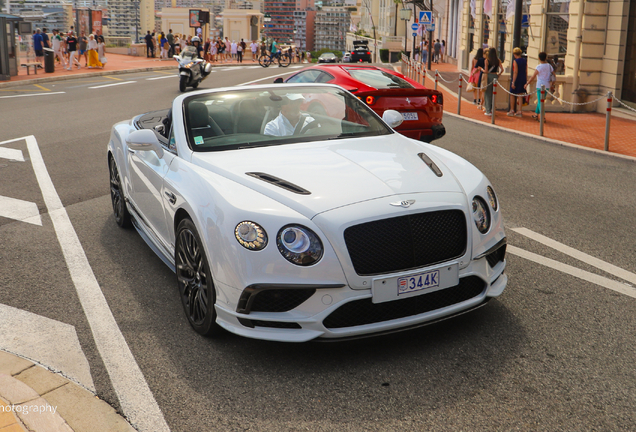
[238,143,271,149]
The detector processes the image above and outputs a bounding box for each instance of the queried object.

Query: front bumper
[213,251,506,342]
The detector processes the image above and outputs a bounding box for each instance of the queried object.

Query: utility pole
[427,0,433,70]
[512,0,522,49]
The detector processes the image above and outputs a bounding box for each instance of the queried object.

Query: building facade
[264,0,295,44]
[293,9,316,50]
[5,0,72,31]
[446,0,636,112]
[108,0,154,41]
[314,6,350,51]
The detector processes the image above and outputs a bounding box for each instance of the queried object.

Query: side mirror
[382,110,403,129]
[273,77,284,83]
[126,129,164,158]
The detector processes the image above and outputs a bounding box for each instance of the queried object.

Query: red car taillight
[431,94,443,104]
[366,51,371,55]
[365,96,376,105]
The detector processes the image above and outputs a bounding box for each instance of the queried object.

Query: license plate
[372,264,459,304]
[398,270,439,295]
[401,112,418,121]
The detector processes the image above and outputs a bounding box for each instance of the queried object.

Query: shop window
[545,0,569,75]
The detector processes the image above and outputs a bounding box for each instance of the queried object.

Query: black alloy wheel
[175,218,221,336]
[109,157,131,228]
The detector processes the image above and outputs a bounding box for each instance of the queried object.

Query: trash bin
[43,48,55,73]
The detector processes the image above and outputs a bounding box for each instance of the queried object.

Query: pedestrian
[167,29,175,57]
[237,39,244,63]
[179,35,186,53]
[483,47,503,116]
[87,34,102,68]
[160,32,168,59]
[78,31,88,66]
[507,47,527,117]
[251,40,258,62]
[230,40,237,62]
[240,39,246,62]
[144,31,154,57]
[51,29,67,69]
[41,27,50,50]
[525,51,555,121]
[301,50,305,63]
[470,48,485,107]
[224,37,231,61]
[441,40,445,63]
[97,35,106,67]
[209,39,217,62]
[33,28,45,66]
[66,31,81,70]
[433,39,441,63]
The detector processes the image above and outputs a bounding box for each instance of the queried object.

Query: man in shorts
[78,31,88,66]
[51,29,67,69]
[33,28,44,67]
[250,40,258,62]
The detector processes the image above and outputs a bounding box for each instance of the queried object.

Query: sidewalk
[0,350,135,432]
[408,61,636,159]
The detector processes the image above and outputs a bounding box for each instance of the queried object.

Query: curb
[413,67,636,164]
[0,62,252,89]
[0,350,136,432]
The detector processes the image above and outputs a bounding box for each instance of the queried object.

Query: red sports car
[277,64,445,142]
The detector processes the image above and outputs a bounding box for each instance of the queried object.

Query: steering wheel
[299,119,320,135]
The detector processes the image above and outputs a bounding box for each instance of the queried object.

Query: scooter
[174,46,212,92]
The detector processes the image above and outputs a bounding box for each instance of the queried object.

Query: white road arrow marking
[0,304,95,391]
[0,196,42,226]
[0,147,25,162]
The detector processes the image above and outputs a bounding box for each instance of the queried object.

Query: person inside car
[264,94,316,136]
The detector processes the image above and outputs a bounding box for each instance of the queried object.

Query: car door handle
[164,191,176,205]
[127,148,136,154]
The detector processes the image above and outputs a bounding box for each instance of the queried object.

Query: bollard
[605,91,612,151]
[540,85,546,136]
[434,70,438,91]
[491,79,497,124]
[457,74,463,115]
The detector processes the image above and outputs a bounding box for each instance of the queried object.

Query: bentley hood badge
[390,200,416,208]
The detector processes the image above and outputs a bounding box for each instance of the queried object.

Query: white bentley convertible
[107,84,507,342]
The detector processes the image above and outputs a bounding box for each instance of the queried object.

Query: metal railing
[399,56,635,155]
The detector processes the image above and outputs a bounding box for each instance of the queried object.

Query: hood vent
[418,152,443,177]
[246,172,311,195]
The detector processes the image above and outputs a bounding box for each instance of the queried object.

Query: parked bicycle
[259,51,291,68]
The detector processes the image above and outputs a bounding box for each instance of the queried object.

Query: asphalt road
[1,65,635,431]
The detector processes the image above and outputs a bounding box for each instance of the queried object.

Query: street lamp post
[362,0,377,63]
[399,7,411,56]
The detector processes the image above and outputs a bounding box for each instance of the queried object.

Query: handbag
[466,82,474,92]
[100,56,107,64]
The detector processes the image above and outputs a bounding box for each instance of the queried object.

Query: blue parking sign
[419,11,432,23]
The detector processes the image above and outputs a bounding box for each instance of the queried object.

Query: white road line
[89,81,136,89]
[512,227,636,285]
[507,245,636,299]
[22,135,170,432]
[239,70,297,86]
[0,146,25,162]
[0,92,65,99]
[146,75,176,80]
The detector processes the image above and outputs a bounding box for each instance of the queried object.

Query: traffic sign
[412,32,417,36]
[423,23,436,32]
[411,23,419,31]
[419,11,432,23]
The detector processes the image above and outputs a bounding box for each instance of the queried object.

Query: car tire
[175,218,221,337]
[179,75,187,92]
[109,156,132,228]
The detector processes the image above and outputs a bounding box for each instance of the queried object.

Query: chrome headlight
[472,196,491,234]
[277,225,323,266]
[487,186,498,211]
[235,221,267,250]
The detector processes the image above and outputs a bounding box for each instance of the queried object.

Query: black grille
[344,210,467,276]
[323,276,485,329]
[250,289,316,312]
[237,318,302,329]
[485,244,506,268]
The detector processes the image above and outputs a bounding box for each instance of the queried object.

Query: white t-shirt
[52,34,62,51]
[535,63,553,89]
[250,42,258,53]
[264,113,314,136]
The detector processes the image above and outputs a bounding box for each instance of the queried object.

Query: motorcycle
[175,46,212,92]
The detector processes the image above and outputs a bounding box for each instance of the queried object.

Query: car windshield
[347,68,414,89]
[321,53,336,58]
[183,86,392,152]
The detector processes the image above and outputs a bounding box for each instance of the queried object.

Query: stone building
[445,0,636,112]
